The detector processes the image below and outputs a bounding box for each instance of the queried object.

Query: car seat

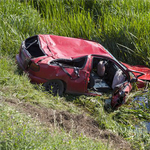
[97,61,105,77]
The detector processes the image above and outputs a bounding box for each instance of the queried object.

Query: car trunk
[19,35,46,69]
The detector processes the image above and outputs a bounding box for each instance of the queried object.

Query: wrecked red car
[16,34,150,109]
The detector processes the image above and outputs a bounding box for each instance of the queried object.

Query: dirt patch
[3,98,131,150]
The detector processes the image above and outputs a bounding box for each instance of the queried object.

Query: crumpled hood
[38,34,112,59]
[122,62,150,81]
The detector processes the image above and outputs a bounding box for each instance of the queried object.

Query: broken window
[25,35,45,57]
[50,56,87,69]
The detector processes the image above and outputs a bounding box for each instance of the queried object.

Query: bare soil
[2,98,132,150]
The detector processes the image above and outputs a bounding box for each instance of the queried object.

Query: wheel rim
[44,80,64,96]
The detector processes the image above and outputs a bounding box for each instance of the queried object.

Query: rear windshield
[25,35,45,57]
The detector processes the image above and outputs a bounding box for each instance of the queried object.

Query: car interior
[88,57,126,92]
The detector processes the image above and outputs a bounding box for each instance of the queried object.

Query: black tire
[43,80,64,96]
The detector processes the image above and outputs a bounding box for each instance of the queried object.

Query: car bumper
[16,54,26,71]
[16,54,47,84]
[28,73,48,84]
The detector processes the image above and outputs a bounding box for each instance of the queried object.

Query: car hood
[122,62,150,81]
[38,34,113,59]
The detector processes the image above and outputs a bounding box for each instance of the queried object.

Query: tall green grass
[1,0,150,65]
[99,0,150,65]
[0,0,49,57]
[24,0,150,65]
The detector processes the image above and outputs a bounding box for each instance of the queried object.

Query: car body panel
[39,34,113,59]
[122,62,150,81]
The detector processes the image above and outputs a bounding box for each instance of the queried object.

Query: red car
[16,34,150,109]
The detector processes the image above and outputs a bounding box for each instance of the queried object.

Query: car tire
[43,80,64,96]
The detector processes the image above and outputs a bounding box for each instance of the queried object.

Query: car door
[65,56,91,94]
[49,56,91,94]
[111,81,132,109]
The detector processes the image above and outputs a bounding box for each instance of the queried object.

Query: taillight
[29,62,40,71]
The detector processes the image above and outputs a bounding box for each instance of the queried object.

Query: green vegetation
[0,0,150,149]
[0,102,107,150]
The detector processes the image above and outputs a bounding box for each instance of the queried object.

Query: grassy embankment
[0,0,150,149]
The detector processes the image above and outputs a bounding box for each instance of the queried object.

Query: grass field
[0,0,150,149]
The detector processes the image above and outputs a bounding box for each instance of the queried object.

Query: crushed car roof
[39,34,113,59]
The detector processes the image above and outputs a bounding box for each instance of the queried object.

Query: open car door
[111,81,132,109]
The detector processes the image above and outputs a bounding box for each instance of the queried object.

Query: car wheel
[43,80,64,96]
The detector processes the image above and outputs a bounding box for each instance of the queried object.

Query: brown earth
[2,98,132,150]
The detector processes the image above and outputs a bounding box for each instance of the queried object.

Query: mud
[3,98,131,150]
